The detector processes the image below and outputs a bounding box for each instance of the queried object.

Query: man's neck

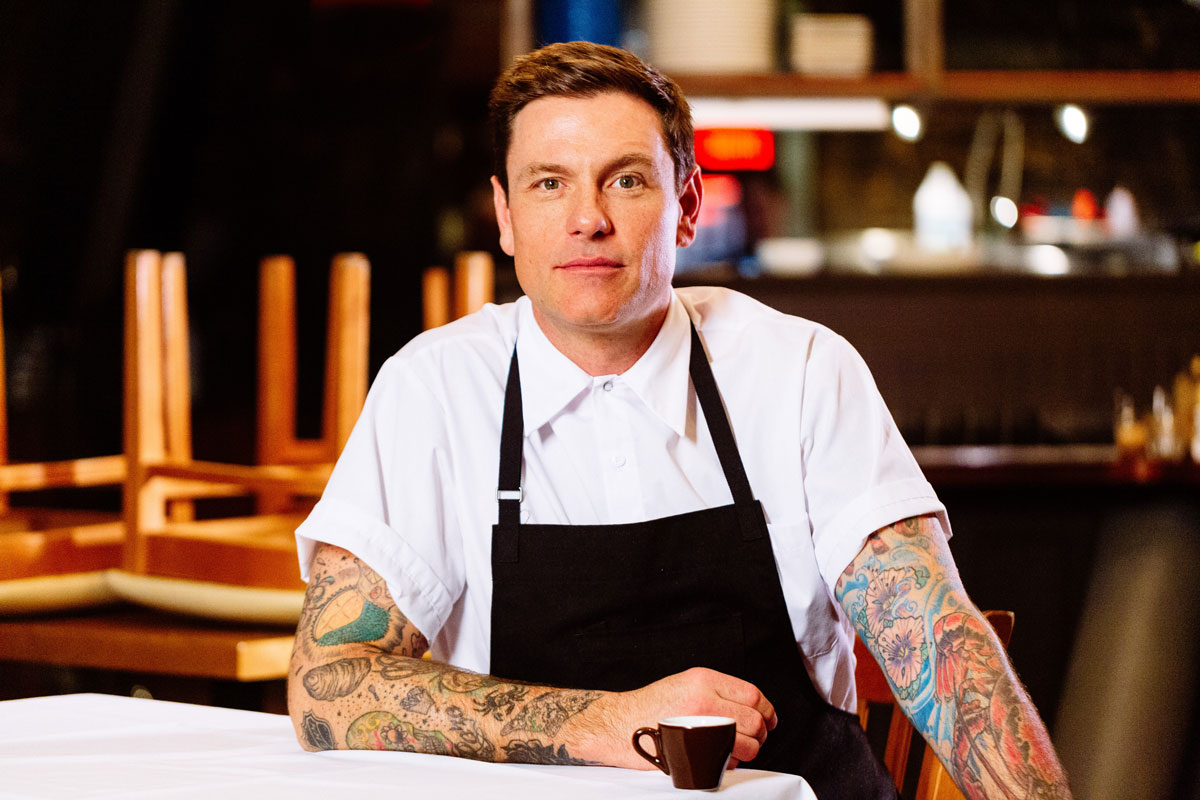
[531,305,669,377]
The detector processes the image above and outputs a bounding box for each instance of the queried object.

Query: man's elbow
[288,653,340,751]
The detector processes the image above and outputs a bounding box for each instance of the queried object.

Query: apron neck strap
[497,346,524,530]
[687,320,755,507]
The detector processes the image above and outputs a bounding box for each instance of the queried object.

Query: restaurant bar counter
[0,693,815,799]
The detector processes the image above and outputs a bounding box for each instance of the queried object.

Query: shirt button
[602,380,614,392]
[612,454,626,467]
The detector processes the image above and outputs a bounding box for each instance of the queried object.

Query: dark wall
[0,0,498,463]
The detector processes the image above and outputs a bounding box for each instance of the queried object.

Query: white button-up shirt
[296,287,948,711]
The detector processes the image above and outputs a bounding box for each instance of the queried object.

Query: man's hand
[578,667,777,769]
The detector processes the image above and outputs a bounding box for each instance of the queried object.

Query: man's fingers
[721,702,770,746]
[715,678,777,732]
[731,731,763,764]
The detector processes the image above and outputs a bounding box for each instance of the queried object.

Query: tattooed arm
[834,515,1072,800]
[288,542,775,767]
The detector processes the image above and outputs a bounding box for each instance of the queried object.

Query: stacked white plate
[645,0,777,75]
[790,13,873,77]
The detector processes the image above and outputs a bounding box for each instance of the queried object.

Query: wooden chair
[855,609,1015,800]
[115,249,369,623]
[422,251,494,330]
[0,274,126,613]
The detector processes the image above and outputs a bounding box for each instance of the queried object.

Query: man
[288,41,1072,799]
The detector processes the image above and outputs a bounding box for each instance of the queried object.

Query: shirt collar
[618,292,691,439]
[514,298,593,435]
[513,292,693,439]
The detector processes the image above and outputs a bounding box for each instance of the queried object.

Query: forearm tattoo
[289,544,601,765]
[834,516,1071,800]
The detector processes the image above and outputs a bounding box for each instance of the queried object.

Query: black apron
[490,321,897,799]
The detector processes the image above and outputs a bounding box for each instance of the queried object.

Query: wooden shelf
[675,72,923,100]
[938,70,1200,105]
[675,70,1200,105]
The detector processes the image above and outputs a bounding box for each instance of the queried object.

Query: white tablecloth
[0,694,816,799]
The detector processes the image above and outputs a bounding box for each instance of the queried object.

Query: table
[0,694,817,799]
[0,606,294,681]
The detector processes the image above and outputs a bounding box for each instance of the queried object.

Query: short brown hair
[488,41,694,194]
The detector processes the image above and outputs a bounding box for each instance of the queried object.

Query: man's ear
[491,175,515,257]
[675,166,703,248]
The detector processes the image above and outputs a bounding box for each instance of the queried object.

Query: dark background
[0,0,502,464]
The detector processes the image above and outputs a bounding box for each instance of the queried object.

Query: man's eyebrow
[604,153,656,172]
[514,162,568,182]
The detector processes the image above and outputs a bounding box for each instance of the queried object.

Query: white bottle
[914,162,974,252]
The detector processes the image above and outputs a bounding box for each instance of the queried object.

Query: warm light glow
[1027,244,1070,275]
[891,105,922,141]
[696,174,742,227]
[695,128,775,171]
[860,228,898,262]
[689,97,890,131]
[699,173,742,207]
[990,196,1019,228]
[1055,104,1090,144]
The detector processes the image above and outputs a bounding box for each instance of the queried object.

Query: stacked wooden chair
[0,249,370,624]
[111,250,369,623]
[0,288,126,613]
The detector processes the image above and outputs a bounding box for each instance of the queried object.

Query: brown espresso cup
[632,715,737,791]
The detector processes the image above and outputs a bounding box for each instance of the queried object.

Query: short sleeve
[801,332,949,589]
[295,356,464,641]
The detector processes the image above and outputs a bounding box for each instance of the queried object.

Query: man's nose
[568,188,612,237]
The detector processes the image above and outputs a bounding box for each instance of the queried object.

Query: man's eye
[539,178,560,190]
[614,175,640,189]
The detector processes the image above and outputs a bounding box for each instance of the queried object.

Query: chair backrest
[855,608,1015,798]
[422,251,495,330]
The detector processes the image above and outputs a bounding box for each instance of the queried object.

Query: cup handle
[632,727,668,775]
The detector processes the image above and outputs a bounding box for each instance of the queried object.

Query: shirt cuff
[295,495,455,641]
[812,476,951,592]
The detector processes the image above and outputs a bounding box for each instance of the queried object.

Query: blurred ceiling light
[690,97,890,131]
[861,228,898,262]
[891,104,923,141]
[990,196,1019,228]
[1027,244,1071,276]
[1055,104,1090,144]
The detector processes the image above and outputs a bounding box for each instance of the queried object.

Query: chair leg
[422,266,451,330]
[322,253,370,461]
[256,255,299,514]
[883,705,915,792]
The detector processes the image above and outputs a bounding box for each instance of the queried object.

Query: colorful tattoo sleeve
[288,543,600,766]
[834,515,1072,800]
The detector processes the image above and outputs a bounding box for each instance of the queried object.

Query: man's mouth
[557,257,622,269]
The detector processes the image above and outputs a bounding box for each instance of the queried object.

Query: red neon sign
[695,128,775,172]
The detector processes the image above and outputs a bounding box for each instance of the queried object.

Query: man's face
[492,91,701,344]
